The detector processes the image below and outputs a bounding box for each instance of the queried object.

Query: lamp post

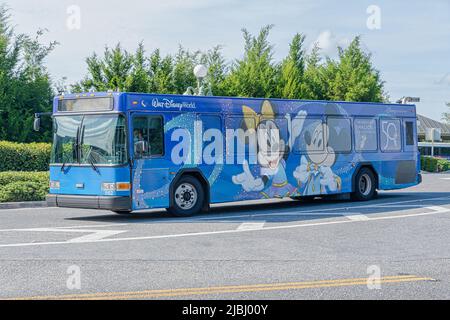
[431,128,435,157]
[193,64,208,96]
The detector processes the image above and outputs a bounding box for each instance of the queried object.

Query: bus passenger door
[129,113,170,210]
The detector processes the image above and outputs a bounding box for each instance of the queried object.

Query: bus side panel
[126,96,419,209]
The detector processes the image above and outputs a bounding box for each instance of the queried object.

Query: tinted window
[380,119,401,152]
[132,116,164,158]
[405,121,414,146]
[327,117,352,153]
[293,117,324,153]
[259,117,288,156]
[354,118,378,152]
[225,117,257,159]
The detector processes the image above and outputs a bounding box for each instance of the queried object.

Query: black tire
[112,210,132,215]
[351,167,376,201]
[290,195,316,203]
[167,175,205,217]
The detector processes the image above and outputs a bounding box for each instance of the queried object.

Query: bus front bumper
[47,194,131,211]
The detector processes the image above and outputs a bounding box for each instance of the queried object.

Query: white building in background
[417,114,450,159]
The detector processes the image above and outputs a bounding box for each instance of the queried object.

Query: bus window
[259,117,288,156]
[405,121,415,146]
[326,117,352,153]
[225,116,257,164]
[380,119,401,152]
[292,117,324,153]
[354,118,378,152]
[132,116,164,158]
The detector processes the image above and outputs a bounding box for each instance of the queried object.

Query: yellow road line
[9,275,432,300]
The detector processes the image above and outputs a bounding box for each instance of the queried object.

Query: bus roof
[53,91,417,118]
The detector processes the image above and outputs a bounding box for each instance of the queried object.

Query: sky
[4,0,450,121]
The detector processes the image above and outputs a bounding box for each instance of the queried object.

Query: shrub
[0,141,51,172]
[0,171,49,185]
[421,156,450,172]
[0,171,49,202]
[437,158,450,172]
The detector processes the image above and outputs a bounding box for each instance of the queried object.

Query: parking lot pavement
[0,173,449,299]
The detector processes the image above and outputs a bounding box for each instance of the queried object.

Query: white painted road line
[194,196,450,222]
[0,224,128,232]
[344,214,369,221]
[0,227,127,243]
[426,206,450,213]
[237,222,266,230]
[0,206,449,248]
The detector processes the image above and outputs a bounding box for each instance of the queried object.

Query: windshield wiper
[87,154,100,174]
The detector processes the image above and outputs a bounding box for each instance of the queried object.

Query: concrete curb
[0,201,48,210]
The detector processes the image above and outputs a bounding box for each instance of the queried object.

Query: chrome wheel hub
[359,174,372,196]
[174,183,197,210]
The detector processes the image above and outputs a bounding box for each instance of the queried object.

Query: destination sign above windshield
[58,97,113,112]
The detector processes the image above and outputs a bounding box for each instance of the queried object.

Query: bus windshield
[51,114,127,165]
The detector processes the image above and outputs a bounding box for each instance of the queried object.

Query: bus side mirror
[33,117,41,132]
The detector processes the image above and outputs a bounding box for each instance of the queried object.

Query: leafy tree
[125,43,151,93]
[323,36,385,102]
[148,49,174,94]
[200,45,227,96]
[223,25,278,98]
[277,33,306,99]
[171,46,201,94]
[71,27,387,106]
[0,5,56,142]
[74,43,134,92]
[301,44,326,100]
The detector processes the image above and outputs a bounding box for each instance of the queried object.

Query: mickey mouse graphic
[232,100,297,198]
[293,104,343,195]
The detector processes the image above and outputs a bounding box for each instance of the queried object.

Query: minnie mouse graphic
[232,100,297,198]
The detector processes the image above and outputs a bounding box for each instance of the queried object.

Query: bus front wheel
[351,168,376,201]
[113,210,131,215]
[167,175,205,217]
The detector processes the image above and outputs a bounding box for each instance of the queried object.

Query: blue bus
[39,92,421,216]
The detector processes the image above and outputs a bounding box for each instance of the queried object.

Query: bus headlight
[50,181,60,189]
[101,182,130,192]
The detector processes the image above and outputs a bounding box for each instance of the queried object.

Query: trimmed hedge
[421,156,450,173]
[0,171,49,202]
[0,141,51,172]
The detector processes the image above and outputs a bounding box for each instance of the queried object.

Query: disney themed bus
[39,92,421,216]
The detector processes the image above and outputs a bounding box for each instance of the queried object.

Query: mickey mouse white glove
[232,160,265,192]
[319,166,338,191]
[293,156,310,183]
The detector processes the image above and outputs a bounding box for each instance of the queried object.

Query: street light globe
[193,64,208,79]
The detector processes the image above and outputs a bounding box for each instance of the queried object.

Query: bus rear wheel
[290,195,316,203]
[167,175,204,217]
[352,168,376,201]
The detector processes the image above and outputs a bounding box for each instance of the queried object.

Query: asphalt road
[0,173,450,300]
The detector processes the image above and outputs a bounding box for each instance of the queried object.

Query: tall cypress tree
[277,33,306,99]
[325,36,385,102]
[223,25,278,98]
